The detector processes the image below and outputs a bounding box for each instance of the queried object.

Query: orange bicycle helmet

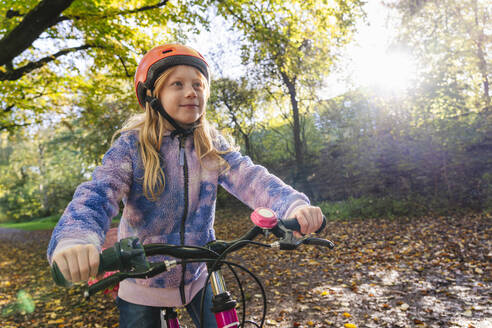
[134,44,209,108]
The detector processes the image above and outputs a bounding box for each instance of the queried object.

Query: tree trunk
[243,134,253,160]
[280,72,314,197]
[0,0,76,67]
[38,143,49,214]
[472,0,490,107]
[280,72,304,171]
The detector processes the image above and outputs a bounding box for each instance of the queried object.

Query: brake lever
[303,237,335,249]
[270,221,307,250]
[270,220,335,250]
[84,261,174,298]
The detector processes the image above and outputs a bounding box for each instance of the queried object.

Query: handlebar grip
[281,216,326,234]
[98,247,122,274]
[51,247,121,288]
[51,261,72,287]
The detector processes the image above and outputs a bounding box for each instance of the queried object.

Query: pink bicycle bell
[250,208,278,229]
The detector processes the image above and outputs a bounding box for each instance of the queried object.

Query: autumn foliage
[0,208,490,327]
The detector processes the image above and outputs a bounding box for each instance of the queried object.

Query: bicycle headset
[134,44,210,138]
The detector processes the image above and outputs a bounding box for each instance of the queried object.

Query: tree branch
[0,0,76,67]
[57,1,169,22]
[223,99,247,138]
[117,55,132,78]
[0,1,170,71]
[0,45,98,81]
[3,104,15,113]
[0,122,31,132]
[6,9,23,19]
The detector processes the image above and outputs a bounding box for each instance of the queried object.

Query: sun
[353,49,418,93]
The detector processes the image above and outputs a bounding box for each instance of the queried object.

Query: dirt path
[0,213,490,327]
[0,228,52,244]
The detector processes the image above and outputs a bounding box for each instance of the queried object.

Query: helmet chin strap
[148,97,197,139]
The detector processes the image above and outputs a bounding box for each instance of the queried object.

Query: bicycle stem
[211,271,228,295]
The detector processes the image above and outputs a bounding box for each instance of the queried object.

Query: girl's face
[158,65,207,126]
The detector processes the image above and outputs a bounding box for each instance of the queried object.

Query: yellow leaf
[343,312,351,318]
[47,319,64,324]
[344,324,357,328]
[307,321,314,326]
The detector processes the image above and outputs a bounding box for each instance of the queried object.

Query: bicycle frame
[162,307,180,328]
[160,271,239,328]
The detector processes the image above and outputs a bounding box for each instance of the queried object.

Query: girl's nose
[185,85,197,98]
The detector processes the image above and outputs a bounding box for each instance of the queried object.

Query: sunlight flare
[354,49,418,92]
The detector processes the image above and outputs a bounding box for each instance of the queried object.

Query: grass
[0,214,121,231]
[317,195,491,220]
[0,215,61,230]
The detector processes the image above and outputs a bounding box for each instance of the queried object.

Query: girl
[47,44,323,328]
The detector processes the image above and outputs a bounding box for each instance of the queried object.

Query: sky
[338,1,418,96]
[188,1,417,99]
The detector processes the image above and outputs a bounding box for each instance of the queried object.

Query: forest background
[0,0,490,223]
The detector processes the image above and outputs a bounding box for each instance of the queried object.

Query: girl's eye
[172,81,183,87]
[193,82,203,89]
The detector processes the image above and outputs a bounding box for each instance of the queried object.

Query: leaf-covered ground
[0,210,490,328]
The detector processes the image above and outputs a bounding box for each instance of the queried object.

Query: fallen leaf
[400,303,410,311]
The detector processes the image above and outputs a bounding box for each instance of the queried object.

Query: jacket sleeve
[46,132,136,263]
[216,135,310,219]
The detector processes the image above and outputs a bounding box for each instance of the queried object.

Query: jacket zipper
[178,135,188,305]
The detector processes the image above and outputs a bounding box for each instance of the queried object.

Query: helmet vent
[162,49,173,54]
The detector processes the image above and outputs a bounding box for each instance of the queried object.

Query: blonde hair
[113,66,232,201]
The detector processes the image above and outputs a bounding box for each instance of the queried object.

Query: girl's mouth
[180,104,199,109]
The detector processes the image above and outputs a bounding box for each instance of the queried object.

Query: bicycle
[51,208,334,327]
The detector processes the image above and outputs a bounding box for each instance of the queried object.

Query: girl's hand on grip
[52,244,99,283]
[291,205,324,238]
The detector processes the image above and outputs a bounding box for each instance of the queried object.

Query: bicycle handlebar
[51,209,333,291]
[282,217,326,234]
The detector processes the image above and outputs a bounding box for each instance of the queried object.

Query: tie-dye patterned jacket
[46,130,309,293]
